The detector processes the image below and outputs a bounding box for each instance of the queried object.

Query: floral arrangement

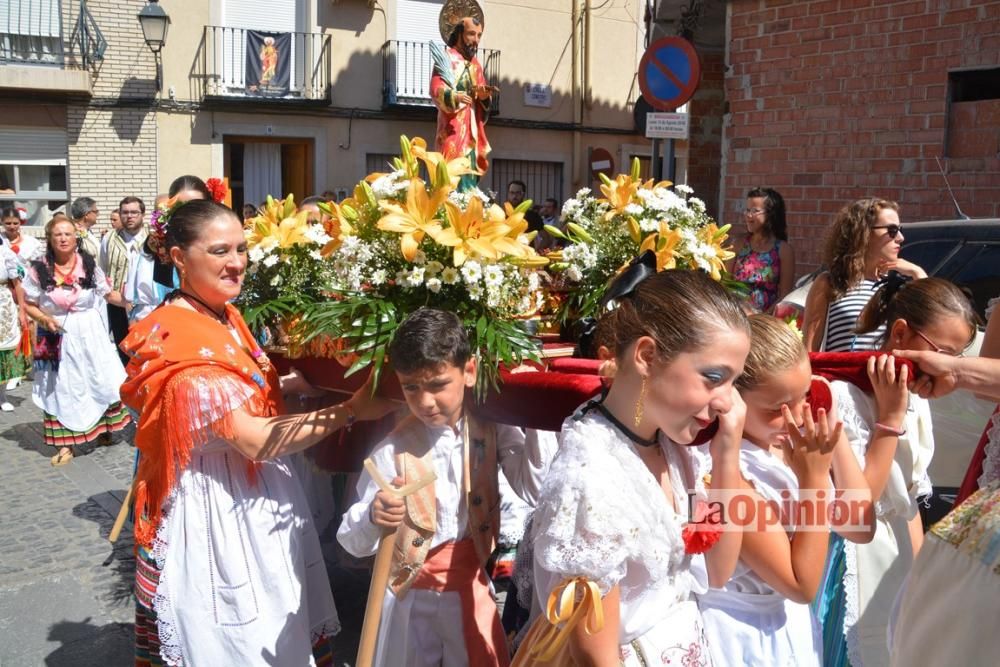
[237,194,340,352]
[242,136,549,396]
[545,160,743,322]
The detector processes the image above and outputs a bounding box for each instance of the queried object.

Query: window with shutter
[394,0,443,102]
[0,0,63,64]
[218,0,303,94]
[0,126,68,225]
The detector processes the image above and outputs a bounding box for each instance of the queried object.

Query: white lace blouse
[529,409,708,644]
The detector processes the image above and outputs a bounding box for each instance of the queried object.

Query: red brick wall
[724,0,1000,273]
[688,50,726,219]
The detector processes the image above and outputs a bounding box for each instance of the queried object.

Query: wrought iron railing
[382,39,500,113]
[0,0,105,67]
[203,26,331,100]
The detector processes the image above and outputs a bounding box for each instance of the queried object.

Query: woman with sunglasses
[727,187,796,312]
[803,198,926,352]
[815,276,976,667]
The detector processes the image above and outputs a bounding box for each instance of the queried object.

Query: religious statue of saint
[260,36,278,86]
[430,0,493,191]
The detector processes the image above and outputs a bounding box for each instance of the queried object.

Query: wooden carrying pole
[108,479,134,543]
[355,458,437,667]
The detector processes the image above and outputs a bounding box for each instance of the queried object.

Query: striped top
[822,278,884,352]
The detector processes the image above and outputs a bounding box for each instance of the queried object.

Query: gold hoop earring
[634,375,646,428]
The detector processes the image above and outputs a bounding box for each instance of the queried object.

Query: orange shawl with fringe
[119,303,284,548]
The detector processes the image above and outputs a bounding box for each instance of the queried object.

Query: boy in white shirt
[337,308,554,667]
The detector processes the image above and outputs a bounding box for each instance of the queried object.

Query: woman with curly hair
[23,217,131,465]
[802,198,926,352]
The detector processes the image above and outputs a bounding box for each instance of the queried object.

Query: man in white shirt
[101,196,148,361]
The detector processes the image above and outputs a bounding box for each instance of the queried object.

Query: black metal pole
[666,137,675,182]
[652,138,661,181]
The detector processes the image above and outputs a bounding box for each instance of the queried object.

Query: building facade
[0,0,157,230]
[5,0,997,280]
[153,0,662,215]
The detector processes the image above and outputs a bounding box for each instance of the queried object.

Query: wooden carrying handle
[355,458,436,667]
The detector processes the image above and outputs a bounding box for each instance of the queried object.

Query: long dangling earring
[634,375,646,428]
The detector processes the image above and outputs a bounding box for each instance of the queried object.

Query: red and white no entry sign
[590,148,615,179]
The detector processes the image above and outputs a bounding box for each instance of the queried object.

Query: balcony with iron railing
[202,26,331,103]
[0,0,105,94]
[382,40,500,114]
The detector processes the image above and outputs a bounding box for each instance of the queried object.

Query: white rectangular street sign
[645,112,689,139]
[523,83,553,108]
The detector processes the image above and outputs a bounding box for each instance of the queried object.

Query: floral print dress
[732,241,782,312]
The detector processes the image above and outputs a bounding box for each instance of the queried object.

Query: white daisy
[483,265,504,287]
[263,254,279,268]
[407,267,425,287]
[461,261,482,284]
[371,269,388,285]
[426,277,442,294]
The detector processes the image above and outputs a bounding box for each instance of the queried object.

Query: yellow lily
[599,173,640,220]
[410,137,478,189]
[434,197,526,267]
[317,200,357,257]
[245,195,311,251]
[376,179,448,261]
[638,222,683,272]
[696,223,736,281]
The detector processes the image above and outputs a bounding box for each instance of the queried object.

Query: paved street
[0,382,135,666]
[0,381,374,666]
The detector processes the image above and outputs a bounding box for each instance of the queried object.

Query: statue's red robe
[430,46,492,184]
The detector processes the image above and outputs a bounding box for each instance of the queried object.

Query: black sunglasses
[871,223,902,239]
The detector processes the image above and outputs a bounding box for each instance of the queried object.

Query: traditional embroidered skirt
[134,547,335,667]
[43,402,131,447]
[814,534,849,667]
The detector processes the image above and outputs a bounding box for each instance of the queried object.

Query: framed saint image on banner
[246,31,292,95]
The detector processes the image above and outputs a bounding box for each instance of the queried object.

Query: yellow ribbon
[527,576,605,662]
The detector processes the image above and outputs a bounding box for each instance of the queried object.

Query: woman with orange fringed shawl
[121,199,395,666]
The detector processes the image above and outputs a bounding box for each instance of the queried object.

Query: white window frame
[0,161,68,227]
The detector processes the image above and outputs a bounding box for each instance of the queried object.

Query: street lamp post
[137,0,171,93]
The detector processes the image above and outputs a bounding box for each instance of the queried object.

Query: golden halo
[439,0,485,44]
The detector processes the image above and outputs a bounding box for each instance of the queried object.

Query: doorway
[224,136,315,212]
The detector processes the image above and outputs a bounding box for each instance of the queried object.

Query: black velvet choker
[584,400,661,448]
[175,290,227,323]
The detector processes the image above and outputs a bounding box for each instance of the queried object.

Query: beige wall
[155,0,651,201]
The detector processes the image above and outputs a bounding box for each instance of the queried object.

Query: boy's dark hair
[389,308,471,374]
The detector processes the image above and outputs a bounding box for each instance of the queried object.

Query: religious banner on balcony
[246,30,291,95]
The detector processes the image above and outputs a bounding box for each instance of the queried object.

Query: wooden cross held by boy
[356,457,437,667]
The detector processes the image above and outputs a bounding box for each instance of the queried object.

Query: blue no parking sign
[638,37,702,111]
